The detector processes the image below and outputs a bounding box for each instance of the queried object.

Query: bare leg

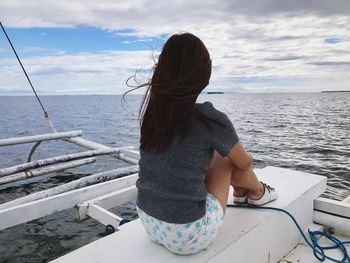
[205,151,233,215]
[205,151,264,214]
[230,165,264,199]
[231,170,249,197]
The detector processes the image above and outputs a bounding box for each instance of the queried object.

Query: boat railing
[0,130,140,231]
[0,130,139,184]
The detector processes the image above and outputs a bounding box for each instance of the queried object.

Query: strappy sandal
[247,182,277,206]
[233,190,249,205]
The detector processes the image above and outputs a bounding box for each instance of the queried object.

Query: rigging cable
[0,21,57,132]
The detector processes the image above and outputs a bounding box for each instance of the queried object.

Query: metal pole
[0,130,83,147]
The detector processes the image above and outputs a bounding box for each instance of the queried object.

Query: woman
[126,32,277,255]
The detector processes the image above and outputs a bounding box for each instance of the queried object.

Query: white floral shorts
[136,193,224,255]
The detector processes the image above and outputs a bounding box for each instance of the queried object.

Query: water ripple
[0,93,349,261]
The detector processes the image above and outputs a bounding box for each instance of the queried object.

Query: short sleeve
[205,102,239,157]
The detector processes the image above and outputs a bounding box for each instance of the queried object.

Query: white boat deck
[51,167,327,263]
[281,233,350,262]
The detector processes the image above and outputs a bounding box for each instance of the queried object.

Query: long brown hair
[124,33,223,154]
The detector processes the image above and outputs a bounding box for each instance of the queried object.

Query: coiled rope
[0,22,57,132]
[227,204,350,262]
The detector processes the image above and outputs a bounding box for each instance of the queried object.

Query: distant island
[321,90,350,93]
[207,91,224,94]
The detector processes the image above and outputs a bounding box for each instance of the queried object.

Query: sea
[0,93,349,262]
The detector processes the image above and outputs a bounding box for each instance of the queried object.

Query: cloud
[0,0,350,94]
[1,1,350,30]
[122,38,153,44]
[21,46,66,55]
[264,55,306,61]
[221,0,350,17]
[0,50,156,95]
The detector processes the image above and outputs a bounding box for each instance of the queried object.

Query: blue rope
[227,204,350,262]
[119,218,130,226]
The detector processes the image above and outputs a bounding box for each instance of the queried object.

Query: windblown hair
[124,33,223,154]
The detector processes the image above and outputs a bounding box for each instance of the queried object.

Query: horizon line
[0,91,335,96]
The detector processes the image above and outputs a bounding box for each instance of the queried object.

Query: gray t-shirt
[136,101,239,223]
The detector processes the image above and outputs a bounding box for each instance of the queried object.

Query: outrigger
[1,135,350,262]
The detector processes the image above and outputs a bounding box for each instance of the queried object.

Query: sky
[0,0,349,95]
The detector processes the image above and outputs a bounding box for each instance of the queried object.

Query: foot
[247,182,265,200]
[233,187,249,197]
[233,187,249,204]
[247,182,277,206]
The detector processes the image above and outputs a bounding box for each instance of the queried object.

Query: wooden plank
[0,167,139,210]
[82,185,137,210]
[0,130,82,147]
[0,148,124,177]
[77,186,137,220]
[313,210,350,235]
[0,173,139,230]
[314,197,350,218]
[87,204,123,228]
[0,158,96,185]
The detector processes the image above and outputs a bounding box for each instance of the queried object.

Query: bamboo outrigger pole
[0,158,96,186]
[0,165,139,210]
[0,147,130,177]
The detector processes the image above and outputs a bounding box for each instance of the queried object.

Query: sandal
[247,182,277,206]
[233,190,249,205]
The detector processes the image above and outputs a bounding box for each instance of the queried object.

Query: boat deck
[51,167,327,263]
[281,233,350,262]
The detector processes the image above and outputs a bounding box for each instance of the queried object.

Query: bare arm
[227,142,253,170]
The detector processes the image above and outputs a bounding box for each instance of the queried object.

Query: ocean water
[0,93,349,262]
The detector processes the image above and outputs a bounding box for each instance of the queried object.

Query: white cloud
[0,50,156,95]
[20,46,66,55]
[0,0,349,94]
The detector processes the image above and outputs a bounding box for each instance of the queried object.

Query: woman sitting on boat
[129,32,278,255]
